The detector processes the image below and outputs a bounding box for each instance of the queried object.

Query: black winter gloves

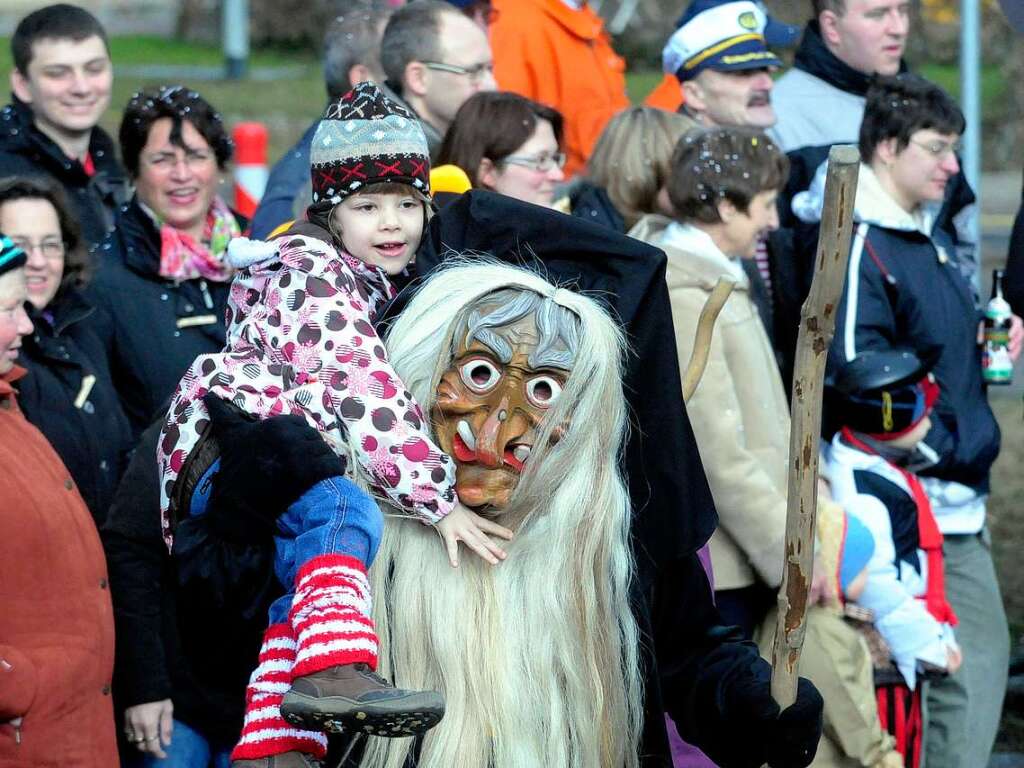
[200,392,347,542]
[764,678,825,768]
[719,673,824,768]
[172,396,348,618]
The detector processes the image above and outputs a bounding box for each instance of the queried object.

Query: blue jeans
[133,719,232,767]
[266,475,383,625]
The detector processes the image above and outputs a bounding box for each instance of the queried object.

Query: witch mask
[431,289,580,510]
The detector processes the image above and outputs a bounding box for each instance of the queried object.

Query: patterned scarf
[336,248,397,319]
[158,195,240,282]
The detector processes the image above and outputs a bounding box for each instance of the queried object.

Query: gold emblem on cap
[738,11,758,29]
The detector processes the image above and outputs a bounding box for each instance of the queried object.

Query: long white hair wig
[359,260,643,768]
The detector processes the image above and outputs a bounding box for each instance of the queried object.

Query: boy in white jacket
[824,349,961,691]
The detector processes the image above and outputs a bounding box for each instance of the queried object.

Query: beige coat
[629,214,791,590]
[756,607,901,768]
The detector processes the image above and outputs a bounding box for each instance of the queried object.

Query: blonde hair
[360,260,643,768]
[587,106,696,229]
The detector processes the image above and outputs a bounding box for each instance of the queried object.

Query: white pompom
[227,236,279,269]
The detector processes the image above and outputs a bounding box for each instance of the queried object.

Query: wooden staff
[770,145,860,708]
[682,278,735,403]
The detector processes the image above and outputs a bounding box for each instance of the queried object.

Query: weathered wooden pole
[770,145,860,708]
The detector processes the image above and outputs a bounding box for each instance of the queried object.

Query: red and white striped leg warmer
[231,623,328,761]
[290,554,379,677]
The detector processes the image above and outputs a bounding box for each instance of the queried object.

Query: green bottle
[982,269,1013,385]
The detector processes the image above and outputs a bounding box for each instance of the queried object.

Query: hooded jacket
[0,98,130,247]
[15,290,132,526]
[84,198,239,437]
[0,367,117,768]
[158,222,457,549]
[490,0,629,177]
[795,165,999,530]
[628,214,791,591]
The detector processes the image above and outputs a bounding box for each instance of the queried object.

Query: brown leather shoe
[231,752,321,767]
[279,663,445,737]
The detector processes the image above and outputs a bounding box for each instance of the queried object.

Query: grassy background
[0,36,1009,166]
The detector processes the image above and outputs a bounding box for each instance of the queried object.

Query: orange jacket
[644,73,685,113]
[0,367,116,767]
[491,0,629,177]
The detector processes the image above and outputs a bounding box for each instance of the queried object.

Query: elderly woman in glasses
[86,86,243,438]
[437,91,566,208]
[0,176,131,527]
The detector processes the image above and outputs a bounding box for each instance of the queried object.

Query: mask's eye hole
[459,358,501,393]
[526,375,563,408]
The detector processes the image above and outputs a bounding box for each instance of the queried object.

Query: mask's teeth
[513,445,531,464]
[457,419,477,451]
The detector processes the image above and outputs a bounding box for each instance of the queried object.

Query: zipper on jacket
[198,279,214,310]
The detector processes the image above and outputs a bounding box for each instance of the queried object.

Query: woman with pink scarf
[86,86,244,437]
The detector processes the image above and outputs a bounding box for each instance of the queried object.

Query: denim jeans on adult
[132,718,232,768]
[266,475,384,625]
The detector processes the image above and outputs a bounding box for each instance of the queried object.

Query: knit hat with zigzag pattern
[308,81,431,214]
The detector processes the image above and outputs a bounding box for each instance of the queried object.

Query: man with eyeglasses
[380,1,496,162]
[489,0,628,178]
[0,4,129,247]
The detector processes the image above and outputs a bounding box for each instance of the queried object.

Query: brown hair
[860,73,965,164]
[12,3,108,75]
[0,176,91,303]
[667,127,788,224]
[120,86,232,178]
[437,92,563,188]
[812,0,845,16]
[307,182,429,245]
[586,107,696,230]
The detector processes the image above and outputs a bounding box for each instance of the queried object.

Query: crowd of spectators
[0,1,1019,768]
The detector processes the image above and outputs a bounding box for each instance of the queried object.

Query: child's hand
[435,502,514,567]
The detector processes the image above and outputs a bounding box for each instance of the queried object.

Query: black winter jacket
[0,97,130,247]
[84,198,239,437]
[382,191,822,768]
[809,172,1000,493]
[103,420,275,745]
[15,290,132,526]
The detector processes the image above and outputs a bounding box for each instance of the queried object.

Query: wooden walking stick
[682,277,736,403]
[770,145,860,708]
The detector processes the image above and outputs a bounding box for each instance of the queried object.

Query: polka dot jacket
[157,229,456,549]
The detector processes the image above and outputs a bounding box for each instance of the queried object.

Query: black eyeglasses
[421,60,495,84]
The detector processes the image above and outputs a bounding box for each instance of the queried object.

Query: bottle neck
[992,271,1004,301]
